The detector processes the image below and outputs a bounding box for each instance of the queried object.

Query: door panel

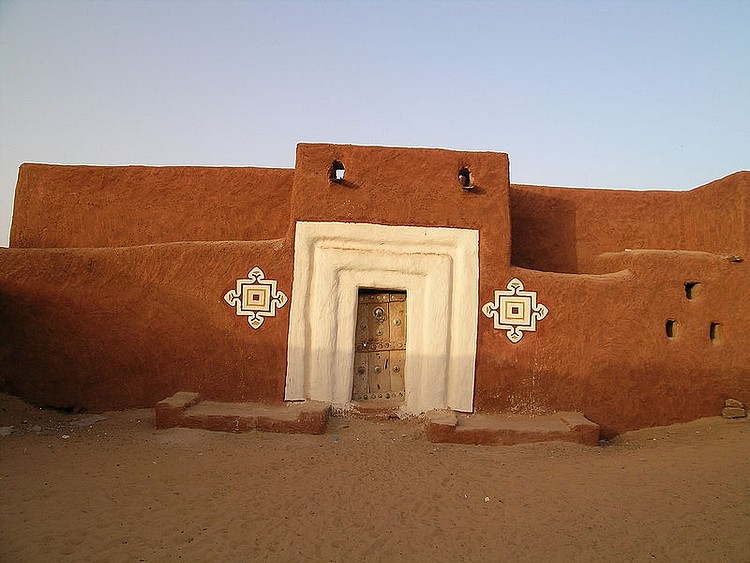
[355,302,372,352]
[369,351,390,395]
[389,350,405,393]
[352,352,369,398]
[389,300,406,348]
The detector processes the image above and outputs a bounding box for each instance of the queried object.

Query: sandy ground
[0,393,748,563]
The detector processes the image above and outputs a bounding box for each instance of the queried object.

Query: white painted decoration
[482,278,548,343]
[224,266,288,329]
[285,221,479,415]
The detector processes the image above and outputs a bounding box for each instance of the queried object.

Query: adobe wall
[475,252,748,436]
[0,241,292,411]
[10,164,294,248]
[510,172,749,273]
[1,144,747,437]
[290,143,509,237]
[503,167,749,435]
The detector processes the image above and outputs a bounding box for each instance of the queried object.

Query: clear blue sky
[1,0,748,246]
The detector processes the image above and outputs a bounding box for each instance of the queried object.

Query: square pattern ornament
[482,278,548,343]
[224,266,288,329]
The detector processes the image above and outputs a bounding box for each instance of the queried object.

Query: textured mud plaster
[285,221,479,414]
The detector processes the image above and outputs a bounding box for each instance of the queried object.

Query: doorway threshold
[345,400,406,421]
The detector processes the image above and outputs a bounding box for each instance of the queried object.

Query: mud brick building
[1,143,747,436]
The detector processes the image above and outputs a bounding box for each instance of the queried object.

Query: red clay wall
[510,172,749,273]
[290,143,511,262]
[0,241,293,411]
[10,164,294,248]
[474,251,749,436]
[1,145,747,437]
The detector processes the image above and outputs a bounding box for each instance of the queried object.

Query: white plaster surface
[285,221,479,414]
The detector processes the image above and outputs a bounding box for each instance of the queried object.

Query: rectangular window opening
[684,281,701,300]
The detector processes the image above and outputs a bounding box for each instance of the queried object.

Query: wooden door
[352,290,406,402]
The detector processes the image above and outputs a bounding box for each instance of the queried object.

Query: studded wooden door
[352,290,406,402]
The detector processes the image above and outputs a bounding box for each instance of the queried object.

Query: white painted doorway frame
[284,221,479,414]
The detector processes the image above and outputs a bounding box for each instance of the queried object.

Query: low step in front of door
[155,392,330,435]
[424,410,600,446]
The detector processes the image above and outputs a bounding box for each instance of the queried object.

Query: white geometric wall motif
[224,266,287,329]
[482,278,548,343]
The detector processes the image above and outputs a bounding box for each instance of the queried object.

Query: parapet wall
[510,172,749,273]
[291,143,510,230]
[10,164,294,248]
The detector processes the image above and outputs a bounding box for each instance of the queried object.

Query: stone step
[346,399,404,420]
[155,392,330,435]
[155,392,599,446]
[424,410,600,446]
